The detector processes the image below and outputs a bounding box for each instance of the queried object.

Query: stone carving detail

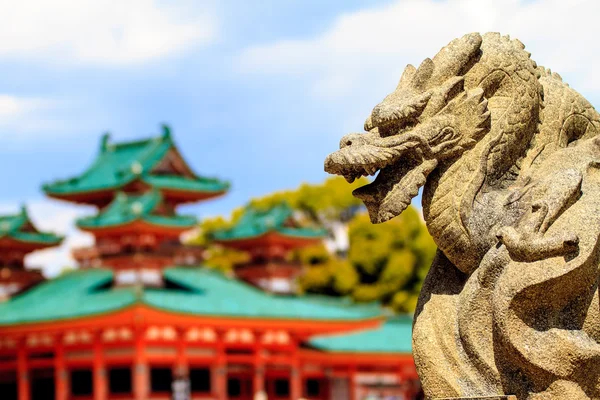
[325,32,600,399]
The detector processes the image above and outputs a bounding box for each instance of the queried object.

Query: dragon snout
[339,133,370,149]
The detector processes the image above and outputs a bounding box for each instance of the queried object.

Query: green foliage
[190,176,437,313]
[201,246,249,273]
[248,176,368,223]
[185,212,247,273]
[296,205,435,313]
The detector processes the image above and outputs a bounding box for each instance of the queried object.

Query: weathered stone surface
[440,397,517,400]
[325,32,600,399]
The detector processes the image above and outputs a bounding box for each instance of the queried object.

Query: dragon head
[324,33,491,223]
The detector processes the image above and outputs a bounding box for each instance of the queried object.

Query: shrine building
[0,206,63,300]
[0,126,420,400]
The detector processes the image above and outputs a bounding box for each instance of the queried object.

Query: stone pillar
[17,343,29,400]
[93,332,107,400]
[133,330,149,400]
[55,338,68,400]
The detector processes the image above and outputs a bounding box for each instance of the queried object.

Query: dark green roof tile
[143,175,229,193]
[43,127,228,196]
[309,315,413,354]
[0,206,63,246]
[76,190,197,230]
[213,203,326,241]
[0,267,382,325]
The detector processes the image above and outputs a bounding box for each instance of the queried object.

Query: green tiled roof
[144,175,228,193]
[76,190,197,230]
[0,206,63,246]
[309,315,413,354]
[43,126,229,196]
[0,267,382,326]
[213,203,326,241]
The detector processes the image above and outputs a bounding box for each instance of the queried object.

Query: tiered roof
[310,315,413,354]
[76,190,197,233]
[0,206,62,248]
[213,203,326,247]
[43,126,229,205]
[0,268,381,326]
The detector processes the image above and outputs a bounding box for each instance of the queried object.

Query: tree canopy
[190,176,436,313]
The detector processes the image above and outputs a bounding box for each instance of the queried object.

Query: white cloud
[239,0,600,100]
[0,96,48,119]
[0,0,217,65]
[0,95,60,134]
[0,200,95,278]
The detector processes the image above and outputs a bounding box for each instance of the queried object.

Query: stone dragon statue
[324,32,600,399]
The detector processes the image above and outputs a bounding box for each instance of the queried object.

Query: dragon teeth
[365,166,377,176]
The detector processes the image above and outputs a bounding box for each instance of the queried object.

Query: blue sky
[2,0,600,275]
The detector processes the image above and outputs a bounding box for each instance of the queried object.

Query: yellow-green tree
[297,206,435,313]
[190,176,436,313]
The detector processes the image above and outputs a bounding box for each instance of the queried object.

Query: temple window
[274,378,290,397]
[189,367,211,393]
[30,369,55,400]
[0,371,17,400]
[122,244,135,254]
[150,367,172,393]
[70,369,93,396]
[227,377,242,397]
[305,378,323,397]
[108,366,132,394]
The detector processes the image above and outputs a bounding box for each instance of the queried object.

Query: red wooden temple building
[0,206,63,301]
[0,127,420,400]
[212,203,327,295]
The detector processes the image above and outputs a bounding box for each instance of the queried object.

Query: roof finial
[20,204,28,217]
[161,124,171,140]
[100,132,111,152]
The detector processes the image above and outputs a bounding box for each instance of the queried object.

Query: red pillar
[290,336,302,400]
[214,331,227,400]
[253,340,265,397]
[133,329,149,400]
[349,367,357,400]
[397,366,406,399]
[17,342,29,400]
[93,332,107,400]
[55,338,68,400]
[175,328,188,377]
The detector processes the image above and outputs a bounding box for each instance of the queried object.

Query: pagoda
[43,125,229,284]
[0,129,421,400]
[212,203,325,294]
[0,206,62,300]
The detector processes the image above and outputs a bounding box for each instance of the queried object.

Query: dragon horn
[411,58,435,91]
[397,64,417,89]
[429,32,482,86]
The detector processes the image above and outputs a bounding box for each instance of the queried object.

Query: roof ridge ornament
[131,161,143,175]
[161,123,172,140]
[100,132,111,153]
